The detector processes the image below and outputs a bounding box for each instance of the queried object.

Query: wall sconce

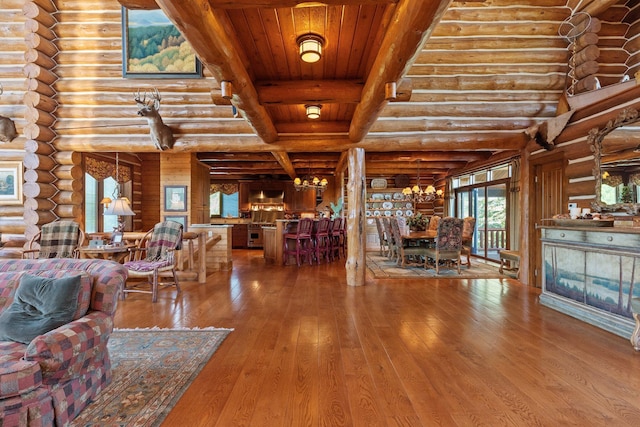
[297,34,324,63]
[306,105,321,119]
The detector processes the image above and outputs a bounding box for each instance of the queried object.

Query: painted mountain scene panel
[544,246,640,319]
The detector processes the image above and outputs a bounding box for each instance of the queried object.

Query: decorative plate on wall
[370,178,387,189]
[395,175,410,188]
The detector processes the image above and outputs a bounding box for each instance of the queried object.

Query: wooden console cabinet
[540,225,640,338]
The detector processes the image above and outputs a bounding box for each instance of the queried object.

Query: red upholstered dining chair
[123,220,183,302]
[283,218,314,266]
[313,217,331,264]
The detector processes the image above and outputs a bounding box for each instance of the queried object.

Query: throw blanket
[38,220,80,258]
[146,221,183,261]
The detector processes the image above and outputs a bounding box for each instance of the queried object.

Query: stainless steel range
[247,223,265,248]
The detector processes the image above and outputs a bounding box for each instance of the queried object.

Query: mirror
[590,108,640,213]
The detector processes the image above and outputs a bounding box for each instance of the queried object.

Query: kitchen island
[263,219,301,265]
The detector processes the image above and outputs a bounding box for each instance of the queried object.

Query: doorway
[530,155,565,288]
[455,179,509,263]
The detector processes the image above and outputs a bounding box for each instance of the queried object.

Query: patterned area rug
[367,252,506,279]
[71,328,231,427]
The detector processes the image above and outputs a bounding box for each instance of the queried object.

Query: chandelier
[294,163,328,193]
[402,160,444,204]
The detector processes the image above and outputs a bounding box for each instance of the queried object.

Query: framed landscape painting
[0,161,22,205]
[122,7,202,78]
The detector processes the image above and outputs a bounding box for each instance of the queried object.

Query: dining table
[397,229,437,267]
[401,229,437,245]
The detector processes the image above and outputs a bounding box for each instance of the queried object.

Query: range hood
[249,190,284,205]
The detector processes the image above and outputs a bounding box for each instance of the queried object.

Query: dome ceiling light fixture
[297,33,324,63]
[305,104,321,119]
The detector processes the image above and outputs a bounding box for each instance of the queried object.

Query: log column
[22,0,79,240]
[346,147,366,287]
[568,17,601,95]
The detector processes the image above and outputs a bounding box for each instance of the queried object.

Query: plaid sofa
[0,259,126,426]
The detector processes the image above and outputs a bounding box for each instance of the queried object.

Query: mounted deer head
[134,88,175,150]
[0,84,18,143]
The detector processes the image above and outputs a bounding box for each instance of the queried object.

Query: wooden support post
[197,231,207,283]
[346,147,366,287]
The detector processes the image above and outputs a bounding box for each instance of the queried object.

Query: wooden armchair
[123,221,183,302]
[22,220,85,259]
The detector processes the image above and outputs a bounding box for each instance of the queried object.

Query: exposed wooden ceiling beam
[156,0,279,143]
[256,80,364,105]
[335,151,349,175]
[348,0,451,142]
[271,152,297,179]
[275,121,350,134]
[117,0,158,9]
[366,151,491,162]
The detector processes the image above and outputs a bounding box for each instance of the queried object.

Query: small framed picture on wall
[165,185,187,212]
[164,215,187,228]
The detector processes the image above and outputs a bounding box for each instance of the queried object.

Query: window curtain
[86,157,131,183]
[602,174,623,187]
[210,183,238,195]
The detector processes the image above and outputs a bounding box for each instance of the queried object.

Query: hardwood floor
[114,249,640,426]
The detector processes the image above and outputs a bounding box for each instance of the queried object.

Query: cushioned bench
[499,250,520,276]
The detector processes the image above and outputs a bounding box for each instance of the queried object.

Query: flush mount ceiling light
[297,33,324,63]
[306,104,321,119]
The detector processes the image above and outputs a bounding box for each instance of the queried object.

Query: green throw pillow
[0,274,81,344]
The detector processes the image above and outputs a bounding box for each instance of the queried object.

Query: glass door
[456,180,508,262]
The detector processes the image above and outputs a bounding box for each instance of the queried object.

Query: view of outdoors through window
[454,164,510,262]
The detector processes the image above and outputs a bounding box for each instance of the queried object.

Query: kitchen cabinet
[232,224,248,249]
[365,188,413,249]
[284,183,317,212]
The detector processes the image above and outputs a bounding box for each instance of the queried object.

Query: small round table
[79,245,132,263]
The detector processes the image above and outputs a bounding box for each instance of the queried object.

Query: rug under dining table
[70,327,231,427]
[367,251,506,279]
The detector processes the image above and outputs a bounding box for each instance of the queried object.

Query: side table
[79,245,132,263]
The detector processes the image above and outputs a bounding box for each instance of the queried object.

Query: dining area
[374,215,476,274]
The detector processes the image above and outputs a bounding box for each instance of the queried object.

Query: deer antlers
[134,88,162,110]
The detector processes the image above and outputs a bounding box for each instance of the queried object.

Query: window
[85,173,131,233]
[453,163,511,262]
[210,191,239,217]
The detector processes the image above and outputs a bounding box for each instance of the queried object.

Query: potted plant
[406,212,428,231]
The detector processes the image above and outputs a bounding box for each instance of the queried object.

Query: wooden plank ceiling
[116,0,617,181]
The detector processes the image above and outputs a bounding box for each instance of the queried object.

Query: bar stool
[283,218,313,266]
[329,217,343,260]
[313,217,331,263]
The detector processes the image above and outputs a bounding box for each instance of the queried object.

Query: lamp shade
[298,34,324,63]
[306,105,321,119]
[104,197,135,216]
